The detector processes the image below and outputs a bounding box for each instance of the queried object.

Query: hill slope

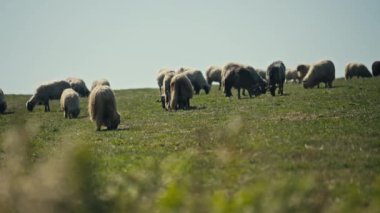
[1,78,380,212]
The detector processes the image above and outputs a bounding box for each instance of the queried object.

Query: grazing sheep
[181,69,210,94]
[88,85,120,131]
[285,69,299,83]
[91,79,110,91]
[60,88,80,119]
[161,71,176,110]
[206,66,222,90]
[244,66,268,96]
[0,89,6,114]
[157,68,175,95]
[221,62,247,91]
[169,74,193,110]
[372,61,380,77]
[267,61,286,96]
[303,60,335,89]
[345,63,372,79]
[26,80,71,112]
[66,77,90,97]
[296,64,310,83]
[223,65,260,99]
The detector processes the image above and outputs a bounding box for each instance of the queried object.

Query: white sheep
[170,74,193,110]
[157,68,175,95]
[91,79,110,91]
[88,85,120,131]
[0,89,7,114]
[345,63,372,79]
[303,60,335,88]
[205,66,222,90]
[161,71,176,110]
[66,77,90,97]
[26,80,71,112]
[60,88,80,119]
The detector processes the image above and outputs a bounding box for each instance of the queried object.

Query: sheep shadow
[97,124,129,132]
[76,115,89,120]
[1,111,15,115]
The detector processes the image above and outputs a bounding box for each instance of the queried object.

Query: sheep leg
[270,84,276,96]
[64,108,68,118]
[218,82,221,90]
[44,101,50,112]
[96,121,101,131]
[279,83,284,95]
[195,88,200,95]
[237,88,241,99]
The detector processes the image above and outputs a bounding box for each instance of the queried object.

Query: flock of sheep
[0,78,119,131]
[0,60,379,131]
[157,60,380,110]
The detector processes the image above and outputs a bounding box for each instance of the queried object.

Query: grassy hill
[1,78,380,212]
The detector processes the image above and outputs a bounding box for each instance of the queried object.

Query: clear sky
[1,0,379,94]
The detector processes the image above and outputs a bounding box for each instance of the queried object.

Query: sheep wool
[345,63,372,79]
[60,88,80,119]
[170,74,193,110]
[26,80,71,112]
[162,71,176,110]
[182,69,210,95]
[206,66,222,90]
[267,61,286,96]
[66,77,90,97]
[88,85,120,131]
[157,69,175,95]
[372,61,380,77]
[303,60,335,89]
[91,79,111,91]
[0,89,7,114]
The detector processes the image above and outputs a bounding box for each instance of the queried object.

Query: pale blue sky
[1,0,379,94]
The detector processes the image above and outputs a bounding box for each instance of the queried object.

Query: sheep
[285,69,299,83]
[244,66,268,96]
[91,79,110,91]
[26,80,71,112]
[296,64,310,83]
[222,64,262,99]
[221,62,246,91]
[66,77,90,97]
[372,61,380,77]
[205,66,222,90]
[303,60,335,89]
[169,73,193,110]
[60,88,80,119]
[0,89,7,114]
[181,69,210,94]
[88,85,120,131]
[157,68,175,95]
[267,61,286,96]
[345,63,372,79]
[161,71,176,110]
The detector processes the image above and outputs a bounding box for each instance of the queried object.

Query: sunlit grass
[1,78,380,212]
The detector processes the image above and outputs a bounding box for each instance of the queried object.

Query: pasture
[1,78,380,212]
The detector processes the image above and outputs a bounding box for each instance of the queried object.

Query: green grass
[1,78,380,212]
